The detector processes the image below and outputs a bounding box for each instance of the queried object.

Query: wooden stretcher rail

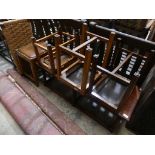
[35,35,75,51]
[112,53,133,73]
[60,38,76,47]
[61,60,80,75]
[34,42,55,51]
[86,31,109,42]
[59,45,85,61]
[122,48,148,59]
[73,36,97,52]
[34,42,48,51]
[35,36,75,52]
[36,32,74,43]
[93,53,132,90]
[96,24,155,47]
[36,32,57,43]
[97,65,130,85]
[62,32,74,38]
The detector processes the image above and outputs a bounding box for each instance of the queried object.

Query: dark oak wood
[32,30,76,84]
[55,34,62,79]
[102,32,115,68]
[88,54,99,93]
[3,19,155,132]
[88,42,153,132]
[89,22,155,87]
[81,48,92,95]
[47,44,55,74]
[55,33,94,95]
[80,23,88,55]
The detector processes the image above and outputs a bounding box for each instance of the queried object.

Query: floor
[0,102,24,135]
[0,56,25,135]
[0,56,133,135]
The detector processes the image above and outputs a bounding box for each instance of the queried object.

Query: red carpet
[0,70,85,135]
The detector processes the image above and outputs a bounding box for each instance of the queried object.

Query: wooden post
[31,37,40,61]
[47,44,55,74]
[81,47,92,95]
[58,25,63,36]
[117,72,139,114]
[102,32,115,68]
[88,53,99,94]
[80,23,88,55]
[30,37,39,86]
[98,41,105,66]
[112,38,122,68]
[54,34,62,79]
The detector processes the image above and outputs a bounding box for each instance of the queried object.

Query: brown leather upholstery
[18,41,47,60]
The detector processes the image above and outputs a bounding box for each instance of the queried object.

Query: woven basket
[1,19,33,69]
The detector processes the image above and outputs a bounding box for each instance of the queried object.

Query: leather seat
[17,41,47,60]
[93,78,128,106]
[67,65,91,86]
[16,41,48,86]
